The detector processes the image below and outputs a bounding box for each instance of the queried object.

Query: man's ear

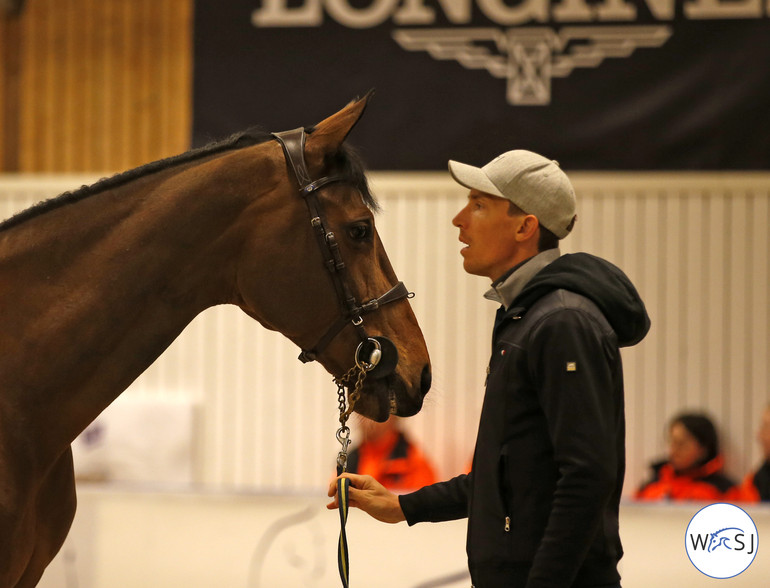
[516,214,540,242]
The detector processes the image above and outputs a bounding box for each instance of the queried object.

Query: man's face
[452,190,523,281]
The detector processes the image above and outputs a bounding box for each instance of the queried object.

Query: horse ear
[306,90,373,159]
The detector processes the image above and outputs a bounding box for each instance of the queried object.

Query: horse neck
[0,151,273,458]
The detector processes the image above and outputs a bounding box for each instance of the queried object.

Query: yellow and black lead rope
[334,365,365,588]
[337,475,351,588]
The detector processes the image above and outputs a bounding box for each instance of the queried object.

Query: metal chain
[333,365,367,473]
[335,365,367,424]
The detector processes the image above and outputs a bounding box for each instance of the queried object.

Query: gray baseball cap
[448,150,577,239]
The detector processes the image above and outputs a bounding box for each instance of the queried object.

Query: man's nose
[452,206,467,227]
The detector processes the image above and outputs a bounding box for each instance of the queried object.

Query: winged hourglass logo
[392,25,672,105]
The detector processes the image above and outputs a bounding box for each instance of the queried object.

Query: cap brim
[448,160,504,198]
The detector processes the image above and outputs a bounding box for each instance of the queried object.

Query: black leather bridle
[271,127,411,376]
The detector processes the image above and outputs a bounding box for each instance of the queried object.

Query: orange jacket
[346,429,437,491]
[635,455,737,502]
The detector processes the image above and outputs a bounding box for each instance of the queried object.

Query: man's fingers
[327,473,379,511]
[341,472,377,491]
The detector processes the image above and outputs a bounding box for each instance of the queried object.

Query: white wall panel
[1,172,768,497]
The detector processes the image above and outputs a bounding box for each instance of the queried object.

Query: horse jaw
[347,367,428,423]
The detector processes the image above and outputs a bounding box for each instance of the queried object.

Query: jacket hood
[511,252,651,347]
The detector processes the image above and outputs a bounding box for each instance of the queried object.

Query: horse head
[234,93,431,421]
[708,528,743,552]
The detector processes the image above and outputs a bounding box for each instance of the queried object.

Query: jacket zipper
[499,448,512,533]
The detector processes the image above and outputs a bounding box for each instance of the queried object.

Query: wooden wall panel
[1,12,22,170]
[0,16,6,168]
[1,0,191,172]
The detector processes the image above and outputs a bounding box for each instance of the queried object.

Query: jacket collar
[484,249,561,309]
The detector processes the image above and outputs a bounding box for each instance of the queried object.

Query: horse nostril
[420,365,432,396]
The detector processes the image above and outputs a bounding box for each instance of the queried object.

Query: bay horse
[0,94,431,588]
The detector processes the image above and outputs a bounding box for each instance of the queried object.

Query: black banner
[193,1,770,170]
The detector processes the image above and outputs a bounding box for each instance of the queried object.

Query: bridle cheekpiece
[271,127,412,376]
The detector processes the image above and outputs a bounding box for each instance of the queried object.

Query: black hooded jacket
[399,253,650,588]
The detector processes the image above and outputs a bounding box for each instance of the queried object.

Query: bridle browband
[271,127,412,373]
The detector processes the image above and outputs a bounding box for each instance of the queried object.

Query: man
[328,150,651,587]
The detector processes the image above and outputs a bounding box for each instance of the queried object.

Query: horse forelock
[0,128,274,233]
[316,135,379,213]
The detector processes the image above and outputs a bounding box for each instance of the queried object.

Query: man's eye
[348,223,370,241]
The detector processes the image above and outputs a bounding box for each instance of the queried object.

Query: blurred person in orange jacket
[346,415,437,491]
[736,404,770,502]
[635,412,737,501]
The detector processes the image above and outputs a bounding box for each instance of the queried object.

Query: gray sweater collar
[484,249,561,309]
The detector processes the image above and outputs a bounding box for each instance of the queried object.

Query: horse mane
[0,126,377,232]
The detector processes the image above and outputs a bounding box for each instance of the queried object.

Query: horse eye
[348,223,371,241]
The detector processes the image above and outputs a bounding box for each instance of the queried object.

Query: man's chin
[462,259,485,277]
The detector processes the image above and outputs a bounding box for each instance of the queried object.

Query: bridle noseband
[271,127,412,377]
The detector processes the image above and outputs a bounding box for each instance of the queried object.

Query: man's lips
[458,235,469,254]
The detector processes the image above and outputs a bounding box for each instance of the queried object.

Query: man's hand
[327,473,406,524]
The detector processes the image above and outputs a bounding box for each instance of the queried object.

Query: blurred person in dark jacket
[736,404,770,502]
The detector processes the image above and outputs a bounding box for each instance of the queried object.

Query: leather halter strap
[301,281,410,364]
[271,127,412,364]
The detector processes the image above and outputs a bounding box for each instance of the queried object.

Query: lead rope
[333,365,367,588]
